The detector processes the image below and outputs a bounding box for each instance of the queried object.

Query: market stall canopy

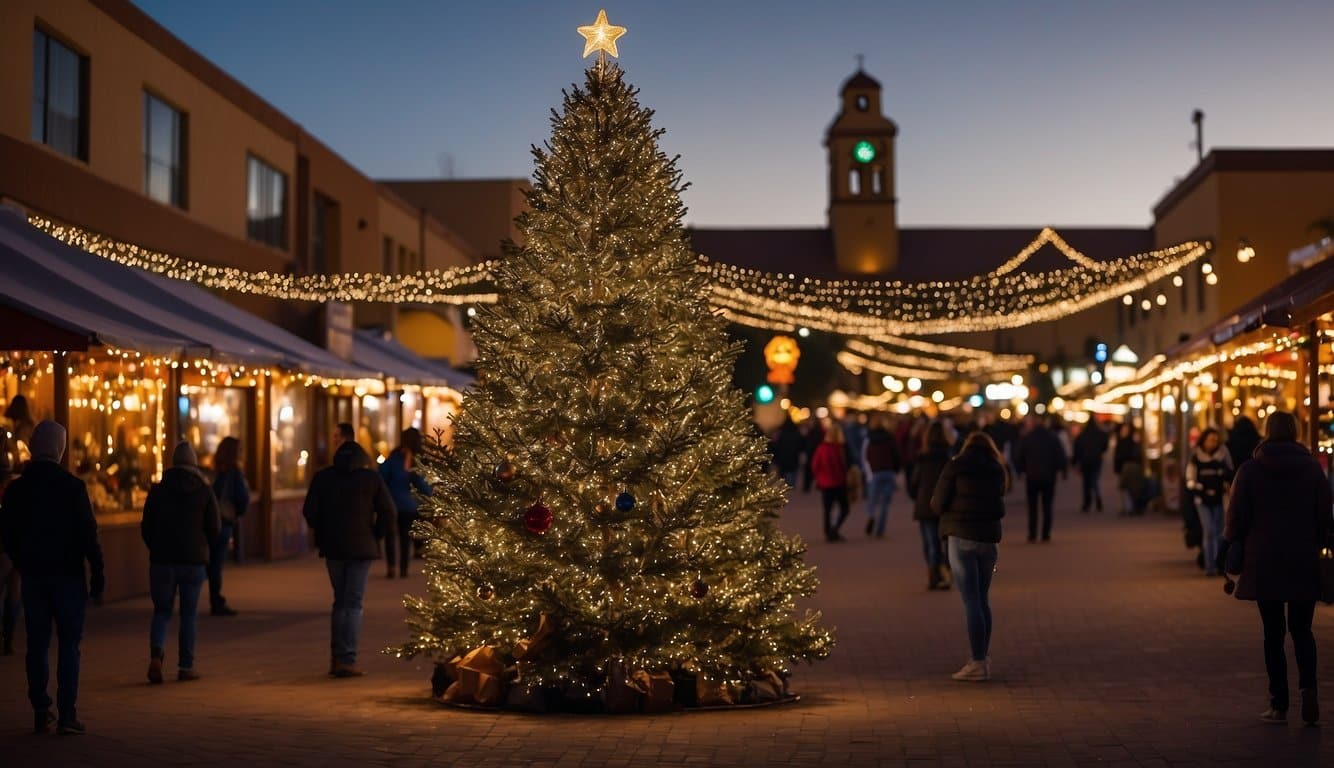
[0,208,373,379]
[353,329,473,390]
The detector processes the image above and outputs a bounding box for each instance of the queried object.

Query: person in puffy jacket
[810,424,849,542]
[380,428,433,579]
[1185,427,1234,577]
[1224,411,1331,726]
[141,442,220,684]
[907,421,952,590]
[303,441,395,677]
[932,431,1009,683]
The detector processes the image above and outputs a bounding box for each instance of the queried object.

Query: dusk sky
[134,1,1334,228]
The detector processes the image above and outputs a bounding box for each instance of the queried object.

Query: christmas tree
[397,13,831,710]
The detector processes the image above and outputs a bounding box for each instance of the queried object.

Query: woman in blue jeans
[931,431,1009,682]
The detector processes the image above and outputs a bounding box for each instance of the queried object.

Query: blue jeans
[918,518,942,569]
[1079,461,1102,510]
[150,564,206,669]
[948,537,998,662]
[326,559,372,665]
[22,576,87,721]
[866,471,897,536]
[1198,502,1224,575]
[208,522,234,611]
[781,469,798,488]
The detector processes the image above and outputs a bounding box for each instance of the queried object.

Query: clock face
[853,140,876,164]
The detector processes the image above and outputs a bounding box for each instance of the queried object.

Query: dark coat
[1113,436,1142,475]
[303,442,395,561]
[908,445,950,521]
[863,427,902,473]
[1224,441,1333,602]
[932,449,1008,543]
[212,467,251,523]
[0,460,105,593]
[1014,425,1068,482]
[771,422,804,473]
[1071,425,1109,469]
[1226,418,1261,472]
[141,466,221,565]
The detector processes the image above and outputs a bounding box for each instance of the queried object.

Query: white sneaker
[952,659,990,682]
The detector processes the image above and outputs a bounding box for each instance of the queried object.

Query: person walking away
[141,442,220,683]
[908,421,952,590]
[1223,411,1331,726]
[771,416,804,488]
[208,437,248,616]
[1227,416,1261,471]
[380,428,433,579]
[800,419,825,494]
[0,446,20,655]
[1013,415,1068,542]
[861,414,902,538]
[303,439,394,677]
[1072,421,1110,512]
[1113,423,1144,515]
[811,425,850,542]
[1186,428,1234,577]
[0,421,104,734]
[931,431,1009,681]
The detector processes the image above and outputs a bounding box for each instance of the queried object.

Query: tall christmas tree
[398,11,831,709]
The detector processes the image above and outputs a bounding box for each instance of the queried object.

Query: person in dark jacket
[1223,411,1331,726]
[770,417,804,488]
[1013,415,1068,542]
[0,421,104,735]
[1185,428,1234,578]
[810,425,849,542]
[1071,422,1110,512]
[932,431,1009,682]
[380,428,433,579]
[1226,416,1261,470]
[303,441,395,677]
[141,442,220,684]
[908,421,952,590]
[861,414,902,538]
[208,436,249,616]
[800,419,825,494]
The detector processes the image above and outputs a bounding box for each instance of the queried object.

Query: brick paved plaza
[2,474,1331,767]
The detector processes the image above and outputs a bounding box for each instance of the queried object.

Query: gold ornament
[577,9,626,59]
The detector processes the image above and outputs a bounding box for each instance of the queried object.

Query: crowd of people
[767,407,1330,720]
[0,421,429,734]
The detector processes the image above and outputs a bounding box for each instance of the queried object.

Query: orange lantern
[764,335,800,385]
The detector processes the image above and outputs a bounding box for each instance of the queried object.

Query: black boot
[148,647,164,685]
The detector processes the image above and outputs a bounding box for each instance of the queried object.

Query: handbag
[1319,534,1334,605]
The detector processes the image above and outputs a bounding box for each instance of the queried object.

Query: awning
[353,329,473,389]
[0,208,374,379]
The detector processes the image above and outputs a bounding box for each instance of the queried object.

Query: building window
[855,94,869,111]
[32,28,89,161]
[246,155,288,249]
[311,192,337,273]
[1196,269,1206,313]
[382,237,394,273]
[848,168,861,196]
[143,92,186,208]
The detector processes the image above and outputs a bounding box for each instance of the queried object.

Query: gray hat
[172,441,199,468]
[29,420,67,463]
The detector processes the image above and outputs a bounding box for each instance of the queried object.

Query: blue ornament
[615,492,636,512]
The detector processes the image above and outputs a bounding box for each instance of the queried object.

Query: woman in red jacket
[811,424,850,542]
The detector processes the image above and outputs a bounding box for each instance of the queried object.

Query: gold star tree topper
[577,9,626,58]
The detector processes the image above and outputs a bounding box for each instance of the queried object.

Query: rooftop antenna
[436,152,455,179]
[1190,109,1205,164]
[855,53,865,71]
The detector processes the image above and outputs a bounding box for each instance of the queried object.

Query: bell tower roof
[840,69,881,93]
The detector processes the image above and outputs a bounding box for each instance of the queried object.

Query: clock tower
[825,69,899,274]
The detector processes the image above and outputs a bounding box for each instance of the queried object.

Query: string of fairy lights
[28,215,1211,341]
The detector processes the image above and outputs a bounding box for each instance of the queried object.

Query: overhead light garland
[28,215,1209,337]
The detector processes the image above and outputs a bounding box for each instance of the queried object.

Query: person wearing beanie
[141,441,220,684]
[0,420,104,735]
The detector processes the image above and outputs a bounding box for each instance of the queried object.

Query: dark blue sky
[135,1,1334,228]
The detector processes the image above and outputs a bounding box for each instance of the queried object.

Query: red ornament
[524,502,553,534]
[690,579,709,599]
